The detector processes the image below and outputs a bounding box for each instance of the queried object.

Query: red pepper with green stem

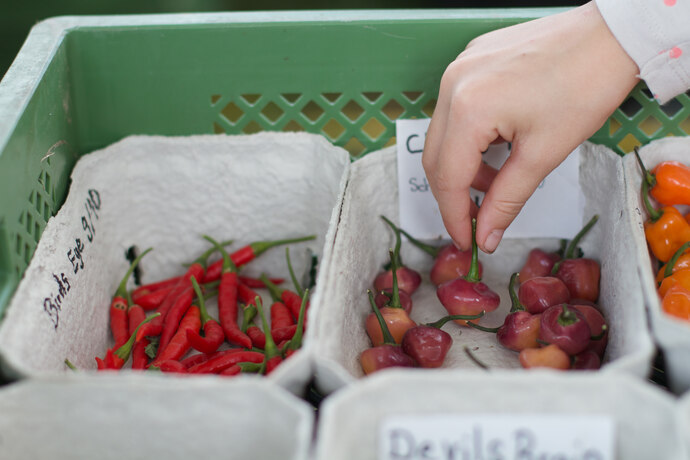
[202,235,317,283]
[436,219,500,326]
[375,218,422,295]
[127,295,150,370]
[186,276,225,354]
[366,250,417,346]
[551,215,601,303]
[155,284,195,359]
[110,248,153,347]
[381,215,481,286]
[261,273,306,326]
[97,313,160,370]
[253,296,285,375]
[204,235,252,349]
[137,243,216,339]
[153,305,201,365]
[360,290,417,375]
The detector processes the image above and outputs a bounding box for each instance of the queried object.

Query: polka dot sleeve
[595,0,690,103]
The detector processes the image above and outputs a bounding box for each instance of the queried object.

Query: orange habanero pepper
[661,283,690,322]
[634,146,690,206]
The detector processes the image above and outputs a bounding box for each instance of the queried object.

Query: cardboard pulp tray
[307,142,655,395]
[0,132,350,396]
[623,137,690,394]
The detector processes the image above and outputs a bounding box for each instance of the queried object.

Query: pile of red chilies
[78,234,314,376]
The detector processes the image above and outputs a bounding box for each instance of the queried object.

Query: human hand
[422,1,639,253]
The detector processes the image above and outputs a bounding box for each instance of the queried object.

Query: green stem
[387,249,403,309]
[114,247,153,298]
[641,179,664,223]
[508,272,525,313]
[663,241,690,279]
[425,312,485,329]
[190,276,215,326]
[255,296,280,359]
[64,359,78,371]
[381,215,404,269]
[203,235,237,273]
[115,313,160,361]
[633,146,657,187]
[284,289,310,353]
[238,362,263,373]
[285,247,305,298]
[564,214,598,259]
[556,304,579,327]
[591,324,608,341]
[464,218,480,283]
[466,322,500,334]
[381,215,440,258]
[241,305,257,333]
[368,289,396,346]
[189,239,234,268]
[260,273,284,303]
[250,235,316,259]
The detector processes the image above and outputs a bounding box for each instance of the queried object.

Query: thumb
[475,141,568,253]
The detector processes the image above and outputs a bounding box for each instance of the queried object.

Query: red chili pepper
[247,326,266,349]
[238,276,284,289]
[131,276,182,304]
[154,305,201,364]
[132,288,172,311]
[155,285,195,358]
[237,282,260,306]
[186,277,225,354]
[265,355,283,375]
[204,236,252,349]
[270,302,295,331]
[281,289,309,358]
[137,243,218,339]
[187,350,264,374]
[154,359,189,374]
[202,235,316,283]
[261,273,310,327]
[254,296,283,374]
[272,325,298,343]
[98,313,159,370]
[110,248,152,347]
[128,304,150,370]
[219,364,242,376]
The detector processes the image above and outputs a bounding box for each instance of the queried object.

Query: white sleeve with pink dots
[595,0,690,103]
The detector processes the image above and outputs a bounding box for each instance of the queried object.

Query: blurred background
[1,0,585,79]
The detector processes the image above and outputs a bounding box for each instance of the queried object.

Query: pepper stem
[381,216,404,269]
[203,235,237,273]
[564,214,598,260]
[464,218,481,283]
[641,179,664,223]
[250,235,316,259]
[466,322,500,334]
[189,239,234,268]
[260,273,284,303]
[190,276,215,326]
[663,242,690,279]
[381,215,440,258]
[285,247,305,298]
[284,289,310,353]
[463,346,490,370]
[255,296,280,360]
[64,358,78,371]
[115,247,153,298]
[633,146,657,187]
[425,311,485,329]
[117,313,160,361]
[556,304,579,327]
[387,249,403,309]
[508,272,525,313]
[368,289,396,346]
[241,306,257,333]
[591,324,608,341]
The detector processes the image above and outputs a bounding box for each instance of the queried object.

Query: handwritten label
[42,188,101,330]
[395,119,584,240]
[379,414,615,460]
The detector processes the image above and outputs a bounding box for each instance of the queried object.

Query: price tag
[379,414,615,460]
[395,119,584,240]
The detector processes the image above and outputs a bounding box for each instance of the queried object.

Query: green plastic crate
[0,10,688,320]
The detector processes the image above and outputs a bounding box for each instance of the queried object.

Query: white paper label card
[395,118,584,240]
[379,414,615,460]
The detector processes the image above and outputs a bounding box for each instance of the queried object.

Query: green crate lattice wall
[212,84,690,158]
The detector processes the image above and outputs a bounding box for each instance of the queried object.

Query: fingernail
[483,229,503,253]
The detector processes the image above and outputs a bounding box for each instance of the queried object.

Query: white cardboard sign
[379,414,615,460]
[396,118,584,240]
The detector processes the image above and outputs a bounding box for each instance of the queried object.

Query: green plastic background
[0,10,689,319]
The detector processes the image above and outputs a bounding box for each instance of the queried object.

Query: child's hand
[422,1,638,253]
